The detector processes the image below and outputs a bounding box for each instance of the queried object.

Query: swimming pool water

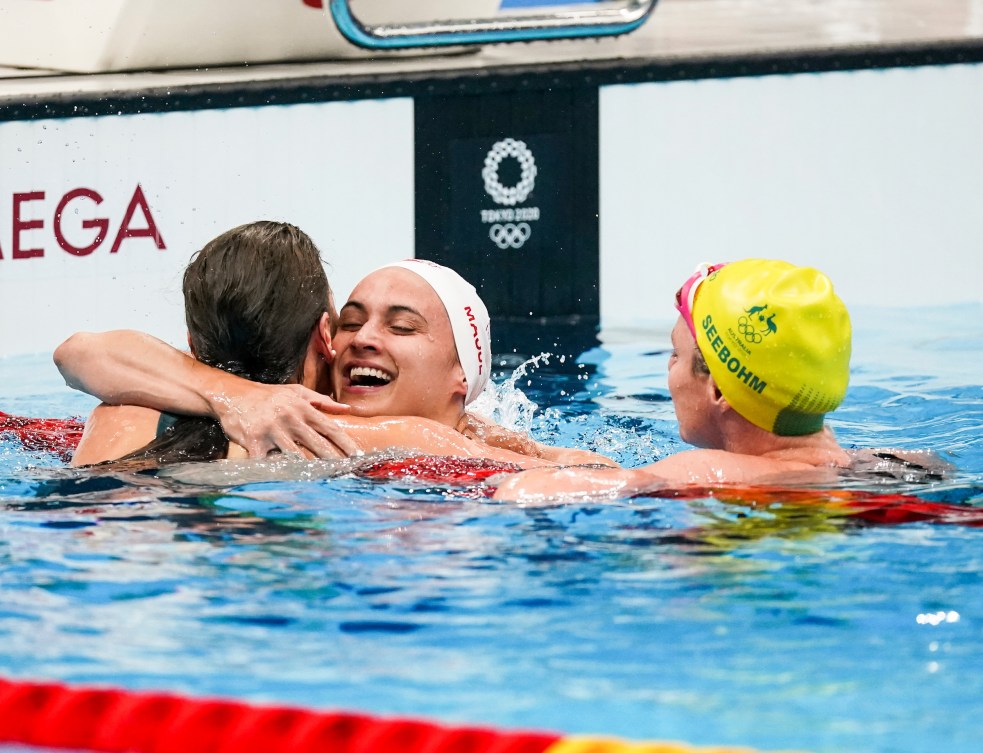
[1,306,981,753]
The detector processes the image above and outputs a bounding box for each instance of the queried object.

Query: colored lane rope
[4,410,981,526]
[0,677,796,753]
[0,410,83,462]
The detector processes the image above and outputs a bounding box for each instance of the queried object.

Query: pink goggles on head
[674,262,728,338]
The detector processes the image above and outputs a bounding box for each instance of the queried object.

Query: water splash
[470,353,553,433]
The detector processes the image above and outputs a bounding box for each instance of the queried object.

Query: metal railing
[328,0,659,49]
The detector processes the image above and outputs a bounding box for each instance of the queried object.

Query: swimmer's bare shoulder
[324,414,554,469]
[71,403,162,466]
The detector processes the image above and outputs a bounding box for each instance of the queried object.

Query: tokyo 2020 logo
[479,138,540,250]
[482,138,537,206]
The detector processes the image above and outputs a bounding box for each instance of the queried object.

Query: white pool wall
[600,62,983,329]
[2,62,982,357]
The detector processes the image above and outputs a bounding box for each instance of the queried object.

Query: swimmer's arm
[493,449,813,501]
[493,449,818,501]
[461,413,618,468]
[56,331,211,412]
[493,447,851,501]
[54,330,356,459]
[325,415,555,469]
[493,466,661,502]
[531,443,619,467]
[642,449,815,485]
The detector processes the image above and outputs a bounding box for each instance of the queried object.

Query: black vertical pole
[415,85,600,361]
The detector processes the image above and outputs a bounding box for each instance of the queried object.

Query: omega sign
[480,138,541,250]
[0,184,165,260]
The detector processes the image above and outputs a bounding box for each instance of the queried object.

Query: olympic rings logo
[489,223,532,250]
[737,316,763,343]
[483,138,537,206]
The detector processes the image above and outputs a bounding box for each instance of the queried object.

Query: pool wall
[599,63,983,325]
[1,30,982,358]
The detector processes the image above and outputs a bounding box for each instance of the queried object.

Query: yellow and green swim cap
[688,259,851,436]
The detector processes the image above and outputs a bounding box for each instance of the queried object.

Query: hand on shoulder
[210,382,353,458]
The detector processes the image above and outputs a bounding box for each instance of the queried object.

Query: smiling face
[331,267,467,427]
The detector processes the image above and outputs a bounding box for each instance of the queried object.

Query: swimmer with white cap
[494,259,858,500]
[331,258,611,465]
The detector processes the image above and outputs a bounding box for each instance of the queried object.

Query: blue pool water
[1,306,982,753]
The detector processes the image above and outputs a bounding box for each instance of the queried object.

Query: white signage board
[600,63,983,328]
[0,98,415,357]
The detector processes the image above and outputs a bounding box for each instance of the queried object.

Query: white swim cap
[382,259,491,404]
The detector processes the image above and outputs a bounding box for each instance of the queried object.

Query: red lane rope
[0,677,559,753]
[663,485,983,527]
[0,411,83,462]
[3,411,980,526]
[360,456,521,484]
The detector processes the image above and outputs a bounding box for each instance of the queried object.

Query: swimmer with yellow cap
[672,258,851,441]
[494,259,855,499]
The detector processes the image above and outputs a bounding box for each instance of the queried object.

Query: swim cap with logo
[382,259,491,404]
[688,258,851,436]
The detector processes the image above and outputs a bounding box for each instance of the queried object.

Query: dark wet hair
[692,344,712,377]
[119,221,331,466]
